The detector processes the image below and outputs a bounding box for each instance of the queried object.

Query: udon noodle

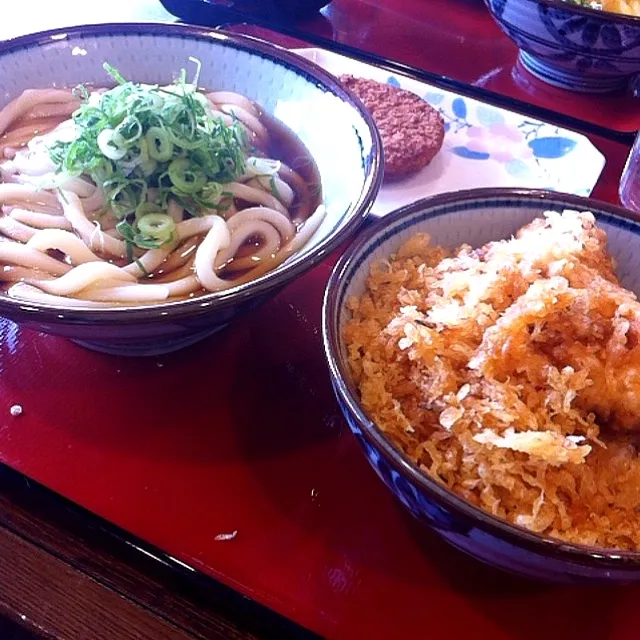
[0,64,324,307]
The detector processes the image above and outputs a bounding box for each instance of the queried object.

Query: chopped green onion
[103,62,127,86]
[136,213,176,248]
[48,61,249,251]
[115,115,143,148]
[116,219,136,260]
[139,157,158,177]
[135,201,164,220]
[107,179,146,218]
[146,126,174,161]
[97,129,126,161]
[189,56,203,89]
[116,219,135,240]
[134,258,150,276]
[93,158,115,183]
[72,84,90,102]
[168,158,206,194]
[269,175,280,198]
[245,157,281,177]
[137,213,175,237]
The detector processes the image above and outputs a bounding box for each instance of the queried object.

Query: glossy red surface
[0,8,638,636]
[0,131,634,639]
[279,0,640,133]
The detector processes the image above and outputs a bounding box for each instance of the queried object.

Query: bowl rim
[0,21,383,324]
[323,186,640,566]
[487,0,640,27]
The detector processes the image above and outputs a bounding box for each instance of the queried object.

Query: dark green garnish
[49,61,249,250]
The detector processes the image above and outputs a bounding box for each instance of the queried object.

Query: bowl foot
[72,324,229,357]
[519,51,628,93]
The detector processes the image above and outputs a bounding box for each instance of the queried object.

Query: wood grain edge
[0,526,195,640]
[0,464,318,640]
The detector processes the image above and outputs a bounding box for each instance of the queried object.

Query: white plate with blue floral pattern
[292,48,606,217]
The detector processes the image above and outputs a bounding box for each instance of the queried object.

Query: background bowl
[323,188,640,583]
[484,0,640,92]
[0,23,381,356]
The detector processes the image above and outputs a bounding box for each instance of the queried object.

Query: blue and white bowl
[323,188,640,582]
[485,0,640,93]
[0,23,382,356]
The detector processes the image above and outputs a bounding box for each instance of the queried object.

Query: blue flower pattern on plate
[475,105,505,127]
[505,158,531,179]
[444,100,574,166]
[529,137,577,159]
[376,74,601,195]
[451,97,467,119]
[451,146,491,160]
[381,76,585,186]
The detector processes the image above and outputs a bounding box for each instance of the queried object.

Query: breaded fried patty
[339,75,445,179]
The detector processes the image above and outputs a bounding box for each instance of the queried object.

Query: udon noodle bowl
[0,62,324,307]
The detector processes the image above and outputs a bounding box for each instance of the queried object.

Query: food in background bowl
[0,63,323,307]
[324,189,640,582]
[565,0,640,17]
[0,24,381,355]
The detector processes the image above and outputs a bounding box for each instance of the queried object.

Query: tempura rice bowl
[0,24,381,355]
[323,188,640,582]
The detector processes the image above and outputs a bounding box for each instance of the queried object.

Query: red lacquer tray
[0,118,635,638]
[0,5,638,630]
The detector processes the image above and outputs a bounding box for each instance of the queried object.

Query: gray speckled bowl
[0,23,382,356]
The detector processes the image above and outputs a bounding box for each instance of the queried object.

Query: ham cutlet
[339,75,445,180]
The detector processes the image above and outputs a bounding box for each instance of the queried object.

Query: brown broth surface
[0,92,323,304]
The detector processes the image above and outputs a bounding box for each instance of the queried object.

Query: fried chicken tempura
[345,208,640,548]
[469,211,640,431]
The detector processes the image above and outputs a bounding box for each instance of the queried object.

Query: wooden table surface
[1,1,636,639]
[0,463,313,639]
